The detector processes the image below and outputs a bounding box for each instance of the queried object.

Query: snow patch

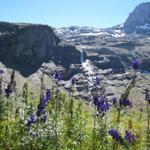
[80,32,108,36]
[112,33,125,37]
[136,24,150,30]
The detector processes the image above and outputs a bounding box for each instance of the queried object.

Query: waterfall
[80,50,84,63]
[79,49,100,91]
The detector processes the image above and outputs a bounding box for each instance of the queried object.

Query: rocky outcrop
[53,45,82,69]
[56,24,150,73]
[0,22,82,76]
[124,2,150,33]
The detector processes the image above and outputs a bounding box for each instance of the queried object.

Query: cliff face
[0,22,81,76]
[124,2,150,33]
[56,25,150,73]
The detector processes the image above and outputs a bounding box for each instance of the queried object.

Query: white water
[80,50,93,75]
[80,50,84,63]
[80,50,97,89]
[82,60,95,87]
[82,60,94,75]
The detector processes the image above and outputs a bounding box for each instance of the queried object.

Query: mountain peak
[124,2,150,33]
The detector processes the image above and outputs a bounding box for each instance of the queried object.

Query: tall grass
[0,62,149,150]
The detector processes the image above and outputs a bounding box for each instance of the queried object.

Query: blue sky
[0,0,149,28]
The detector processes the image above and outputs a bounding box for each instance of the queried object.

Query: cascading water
[80,50,97,90]
[80,50,84,63]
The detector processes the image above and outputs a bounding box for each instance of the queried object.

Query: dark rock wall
[124,2,150,33]
[0,22,81,76]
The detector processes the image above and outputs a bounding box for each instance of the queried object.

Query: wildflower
[93,96,99,105]
[0,69,4,74]
[101,95,106,103]
[132,59,140,70]
[0,76,3,95]
[97,100,102,110]
[42,95,48,106]
[25,114,36,127]
[145,88,150,103]
[5,84,12,97]
[36,103,45,117]
[30,114,36,123]
[100,104,107,113]
[96,77,100,86]
[112,97,117,105]
[41,111,48,123]
[109,129,122,141]
[36,108,41,117]
[54,71,61,81]
[37,104,44,117]
[97,97,110,116]
[46,89,51,101]
[5,71,16,97]
[36,89,51,118]
[119,98,132,107]
[71,78,76,85]
[105,99,110,110]
[124,130,136,144]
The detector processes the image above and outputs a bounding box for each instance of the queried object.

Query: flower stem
[146,101,150,149]
[92,104,97,150]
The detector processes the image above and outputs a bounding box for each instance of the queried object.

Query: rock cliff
[124,2,150,33]
[0,22,82,76]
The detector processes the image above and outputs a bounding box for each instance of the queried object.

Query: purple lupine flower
[100,104,106,112]
[42,95,48,106]
[46,89,51,101]
[43,90,52,106]
[5,85,12,97]
[0,69,4,74]
[132,59,140,70]
[109,129,121,141]
[54,71,61,81]
[93,96,99,105]
[105,99,110,110]
[36,103,44,117]
[71,78,76,85]
[36,103,45,117]
[36,90,51,118]
[145,92,149,101]
[124,130,136,144]
[42,111,48,123]
[97,100,102,110]
[42,108,46,114]
[112,97,117,105]
[145,89,150,103]
[96,77,100,86]
[36,109,41,117]
[101,95,106,103]
[30,114,36,123]
[25,114,36,127]
[97,97,110,116]
[119,98,132,107]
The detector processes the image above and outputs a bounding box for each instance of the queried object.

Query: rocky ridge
[0,2,150,103]
[124,2,150,34]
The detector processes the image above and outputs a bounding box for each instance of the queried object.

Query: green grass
[0,69,149,150]
[0,87,149,150]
